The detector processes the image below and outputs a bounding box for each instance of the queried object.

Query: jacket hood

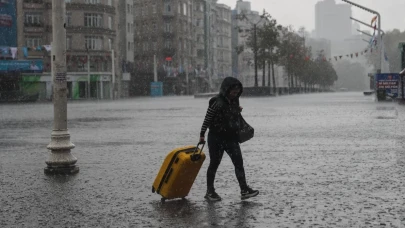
[219,77,243,98]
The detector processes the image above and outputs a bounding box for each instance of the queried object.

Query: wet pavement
[1,92,405,227]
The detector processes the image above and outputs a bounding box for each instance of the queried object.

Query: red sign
[165,57,172,61]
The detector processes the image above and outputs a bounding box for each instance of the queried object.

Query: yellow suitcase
[152,142,206,202]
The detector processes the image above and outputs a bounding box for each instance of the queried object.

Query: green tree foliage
[246,21,338,90]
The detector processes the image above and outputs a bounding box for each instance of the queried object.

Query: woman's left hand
[239,106,243,112]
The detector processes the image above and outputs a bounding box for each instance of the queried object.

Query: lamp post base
[45,130,79,175]
[44,166,79,175]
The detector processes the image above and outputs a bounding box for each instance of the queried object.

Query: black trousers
[207,132,248,192]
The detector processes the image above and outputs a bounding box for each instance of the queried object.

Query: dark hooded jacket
[203,77,243,139]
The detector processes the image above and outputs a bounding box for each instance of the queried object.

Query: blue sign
[0,0,16,47]
[151,82,163,97]
[375,73,399,98]
[0,60,43,73]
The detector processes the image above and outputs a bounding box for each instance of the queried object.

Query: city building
[117,0,135,98]
[232,0,266,87]
[306,37,332,60]
[0,0,131,101]
[133,0,195,95]
[132,0,233,95]
[315,0,352,41]
[215,3,232,85]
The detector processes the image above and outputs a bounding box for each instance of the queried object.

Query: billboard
[375,73,399,98]
[0,60,43,73]
[0,0,16,46]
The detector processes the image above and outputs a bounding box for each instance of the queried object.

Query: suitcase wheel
[152,186,155,193]
[161,198,166,203]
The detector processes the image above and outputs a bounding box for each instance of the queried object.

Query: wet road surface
[1,92,405,227]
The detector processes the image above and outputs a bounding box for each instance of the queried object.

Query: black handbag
[238,114,254,143]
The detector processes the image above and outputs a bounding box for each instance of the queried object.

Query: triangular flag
[334,56,337,61]
[351,54,353,58]
[371,15,378,26]
[355,53,358,57]
[346,55,349,57]
[365,49,368,53]
[371,48,373,53]
[339,56,342,59]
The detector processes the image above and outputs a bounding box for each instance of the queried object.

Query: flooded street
[1,92,405,227]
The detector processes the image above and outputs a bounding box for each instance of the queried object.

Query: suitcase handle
[191,141,205,161]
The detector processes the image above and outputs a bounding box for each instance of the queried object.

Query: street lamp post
[237,11,268,87]
[253,24,258,87]
[357,29,373,38]
[45,0,79,175]
[342,0,382,73]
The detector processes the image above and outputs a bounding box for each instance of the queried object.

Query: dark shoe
[241,186,259,200]
[204,190,222,201]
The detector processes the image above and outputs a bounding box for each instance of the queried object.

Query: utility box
[151,82,163,97]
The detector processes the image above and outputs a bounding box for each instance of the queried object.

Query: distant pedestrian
[199,77,259,201]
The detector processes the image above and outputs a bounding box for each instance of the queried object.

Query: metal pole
[111,49,115,99]
[153,54,157,82]
[357,29,373,37]
[342,0,381,72]
[204,0,208,93]
[45,0,78,175]
[185,58,189,95]
[350,17,385,35]
[87,52,90,99]
[254,24,258,87]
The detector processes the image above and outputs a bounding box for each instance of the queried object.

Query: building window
[183,3,187,16]
[164,40,172,48]
[108,38,114,50]
[164,3,171,13]
[128,42,131,51]
[152,4,156,14]
[164,22,171,32]
[107,0,112,6]
[196,19,202,27]
[66,36,72,50]
[127,23,130,33]
[26,37,42,47]
[84,13,102,27]
[85,0,100,4]
[143,42,149,52]
[152,41,157,51]
[65,0,71,3]
[108,16,112,29]
[85,36,103,50]
[66,12,72,26]
[178,40,182,51]
[25,13,42,26]
[197,49,204,58]
[127,4,130,14]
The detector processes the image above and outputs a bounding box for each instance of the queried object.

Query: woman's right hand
[199,137,205,143]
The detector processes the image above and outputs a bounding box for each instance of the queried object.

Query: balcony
[62,26,116,36]
[162,11,175,18]
[23,1,45,9]
[24,23,45,33]
[162,47,176,57]
[162,31,175,39]
[45,2,115,14]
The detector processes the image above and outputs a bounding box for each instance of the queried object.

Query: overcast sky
[218,0,405,33]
